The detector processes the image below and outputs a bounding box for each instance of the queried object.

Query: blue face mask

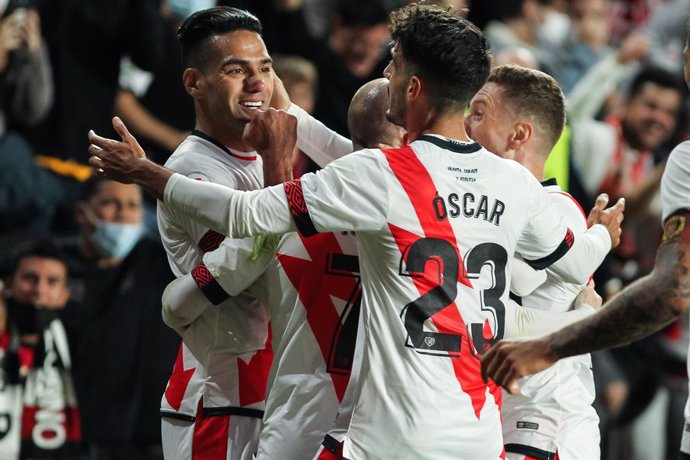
[168,0,215,22]
[91,220,144,260]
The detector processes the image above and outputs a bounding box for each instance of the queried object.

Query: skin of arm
[88,109,296,199]
[481,212,690,393]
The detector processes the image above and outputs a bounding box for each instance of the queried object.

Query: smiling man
[154,8,280,460]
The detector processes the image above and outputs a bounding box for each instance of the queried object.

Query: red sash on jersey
[382,145,501,419]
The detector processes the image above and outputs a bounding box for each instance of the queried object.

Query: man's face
[200,30,274,132]
[86,181,143,225]
[465,82,516,159]
[383,42,409,128]
[623,82,681,151]
[9,257,69,310]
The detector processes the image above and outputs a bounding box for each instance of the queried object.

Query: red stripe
[315,442,345,459]
[237,326,273,406]
[192,399,230,460]
[164,345,196,411]
[383,145,498,420]
[277,232,357,401]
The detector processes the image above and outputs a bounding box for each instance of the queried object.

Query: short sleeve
[516,174,572,268]
[661,141,690,222]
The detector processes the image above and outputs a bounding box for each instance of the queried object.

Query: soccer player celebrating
[89,4,624,458]
[466,64,615,460]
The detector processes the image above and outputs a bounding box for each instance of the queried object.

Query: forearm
[505,300,596,338]
[161,275,210,332]
[164,173,295,238]
[548,241,690,359]
[548,224,611,284]
[288,103,352,167]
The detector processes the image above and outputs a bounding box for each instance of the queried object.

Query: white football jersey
[163,135,613,459]
[158,132,271,422]
[196,231,360,459]
[502,180,600,460]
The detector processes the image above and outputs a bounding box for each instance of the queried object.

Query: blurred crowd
[0,0,687,458]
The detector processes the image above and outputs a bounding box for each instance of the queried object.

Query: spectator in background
[482,0,552,67]
[272,54,318,177]
[266,0,390,136]
[3,239,80,459]
[569,66,683,288]
[0,0,58,233]
[59,177,178,460]
[544,0,615,94]
[115,0,196,167]
[27,0,166,234]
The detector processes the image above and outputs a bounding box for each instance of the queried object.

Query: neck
[409,109,471,143]
[515,148,546,181]
[194,113,252,152]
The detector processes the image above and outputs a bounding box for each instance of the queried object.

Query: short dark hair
[628,66,685,100]
[389,3,491,112]
[8,239,68,278]
[489,64,565,152]
[178,7,262,70]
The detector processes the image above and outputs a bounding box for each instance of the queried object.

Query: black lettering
[433,193,447,221]
[463,193,474,217]
[489,200,505,226]
[476,195,489,221]
[448,193,460,218]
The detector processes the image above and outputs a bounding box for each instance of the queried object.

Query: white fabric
[164,232,360,460]
[288,103,352,167]
[158,135,270,460]
[164,137,612,458]
[661,140,690,222]
[502,184,600,459]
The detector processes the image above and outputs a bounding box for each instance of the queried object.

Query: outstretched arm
[482,212,690,394]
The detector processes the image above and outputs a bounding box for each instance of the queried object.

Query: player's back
[339,136,568,459]
[246,231,361,459]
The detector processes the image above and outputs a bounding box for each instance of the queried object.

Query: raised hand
[587,193,625,248]
[88,116,148,184]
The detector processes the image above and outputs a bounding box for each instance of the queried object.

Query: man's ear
[508,122,533,150]
[183,68,203,98]
[408,75,422,102]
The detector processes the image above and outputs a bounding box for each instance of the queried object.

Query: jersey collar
[541,177,558,188]
[417,134,481,154]
[191,129,257,161]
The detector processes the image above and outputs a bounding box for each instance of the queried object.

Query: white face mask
[537,10,571,47]
[168,0,215,22]
[84,206,143,260]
